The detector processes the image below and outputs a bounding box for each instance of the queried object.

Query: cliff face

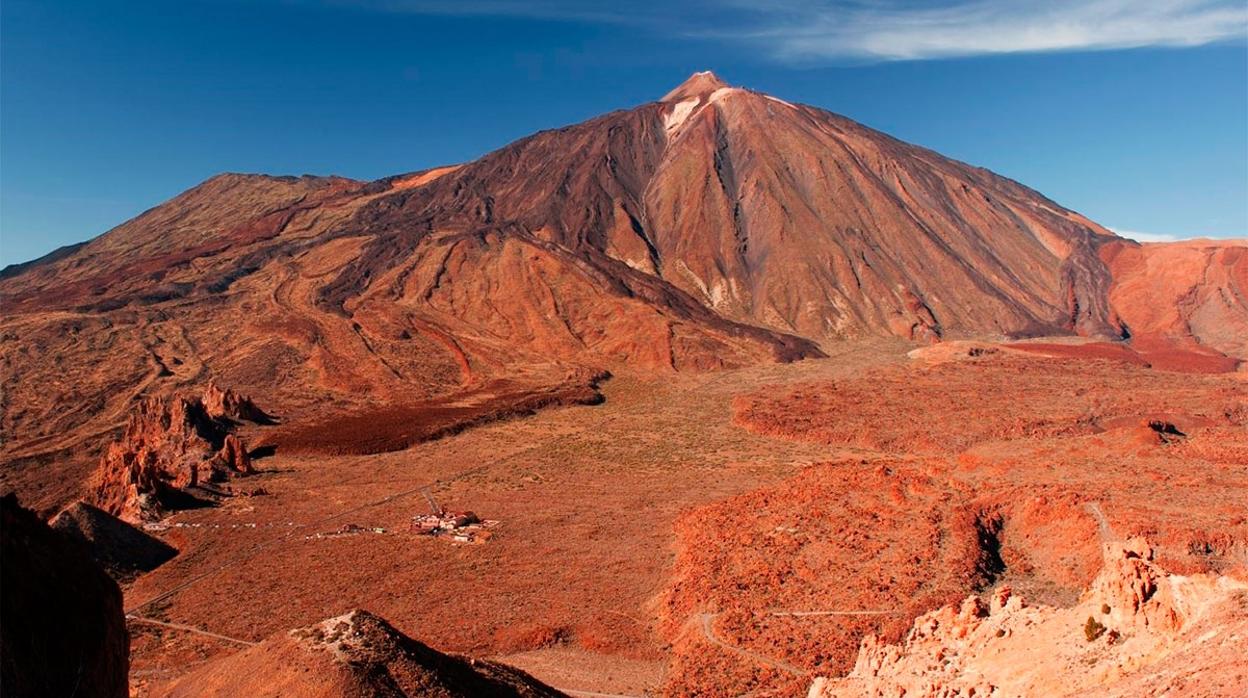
[0,494,129,698]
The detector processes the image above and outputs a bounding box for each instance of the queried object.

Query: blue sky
[2,0,1245,266]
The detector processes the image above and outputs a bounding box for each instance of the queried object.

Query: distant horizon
[2,0,1246,266]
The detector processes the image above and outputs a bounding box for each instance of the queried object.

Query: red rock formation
[201,383,273,424]
[0,493,129,698]
[810,539,1248,698]
[91,386,262,521]
[155,609,567,697]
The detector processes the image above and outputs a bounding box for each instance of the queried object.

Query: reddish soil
[659,354,1248,695]
[1005,339,1241,373]
[733,354,1244,455]
[117,343,904,695]
[660,459,998,696]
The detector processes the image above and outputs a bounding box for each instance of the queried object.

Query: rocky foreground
[156,609,566,698]
[810,539,1248,698]
[0,494,129,698]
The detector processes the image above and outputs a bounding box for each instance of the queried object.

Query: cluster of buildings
[411,510,496,544]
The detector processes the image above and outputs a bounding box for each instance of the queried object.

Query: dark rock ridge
[0,493,129,698]
[50,499,178,581]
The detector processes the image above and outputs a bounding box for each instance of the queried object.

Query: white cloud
[344,0,1248,62]
[732,0,1248,61]
[1109,228,1183,243]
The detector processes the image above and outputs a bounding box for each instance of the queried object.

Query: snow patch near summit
[664,97,700,135]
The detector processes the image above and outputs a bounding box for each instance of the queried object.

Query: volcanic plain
[102,339,1244,697]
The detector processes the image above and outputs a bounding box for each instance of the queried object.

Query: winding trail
[126,615,257,647]
[697,613,804,676]
[1085,501,1118,543]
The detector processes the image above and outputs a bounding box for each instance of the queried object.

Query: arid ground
[105,339,1247,697]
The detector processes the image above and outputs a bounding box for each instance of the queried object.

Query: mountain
[1100,238,1248,358]
[1,72,1243,511]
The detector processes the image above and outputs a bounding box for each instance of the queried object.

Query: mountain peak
[662,70,729,102]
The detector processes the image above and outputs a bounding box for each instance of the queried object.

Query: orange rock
[90,387,264,522]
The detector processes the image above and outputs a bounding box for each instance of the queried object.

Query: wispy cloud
[741,0,1248,61]
[329,0,1248,62]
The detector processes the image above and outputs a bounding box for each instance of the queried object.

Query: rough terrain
[7,73,1243,518]
[156,609,566,698]
[660,352,1247,695]
[810,539,1248,698]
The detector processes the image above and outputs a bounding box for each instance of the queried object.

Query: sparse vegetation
[1084,616,1106,642]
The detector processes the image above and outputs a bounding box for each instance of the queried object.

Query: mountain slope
[1101,237,1248,358]
[335,72,1120,342]
[1,72,1240,511]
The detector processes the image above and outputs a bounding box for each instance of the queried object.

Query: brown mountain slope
[1101,237,1248,358]
[1,72,1237,512]
[155,609,566,698]
[337,71,1120,342]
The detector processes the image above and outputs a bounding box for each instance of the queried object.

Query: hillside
[1,71,1243,511]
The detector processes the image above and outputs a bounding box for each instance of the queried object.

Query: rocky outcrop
[155,609,567,697]
[809,538,1248,698]
[50,499,178,581]
[201,383,274,425]
[0,493,129,698]
[90,386,264,522]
